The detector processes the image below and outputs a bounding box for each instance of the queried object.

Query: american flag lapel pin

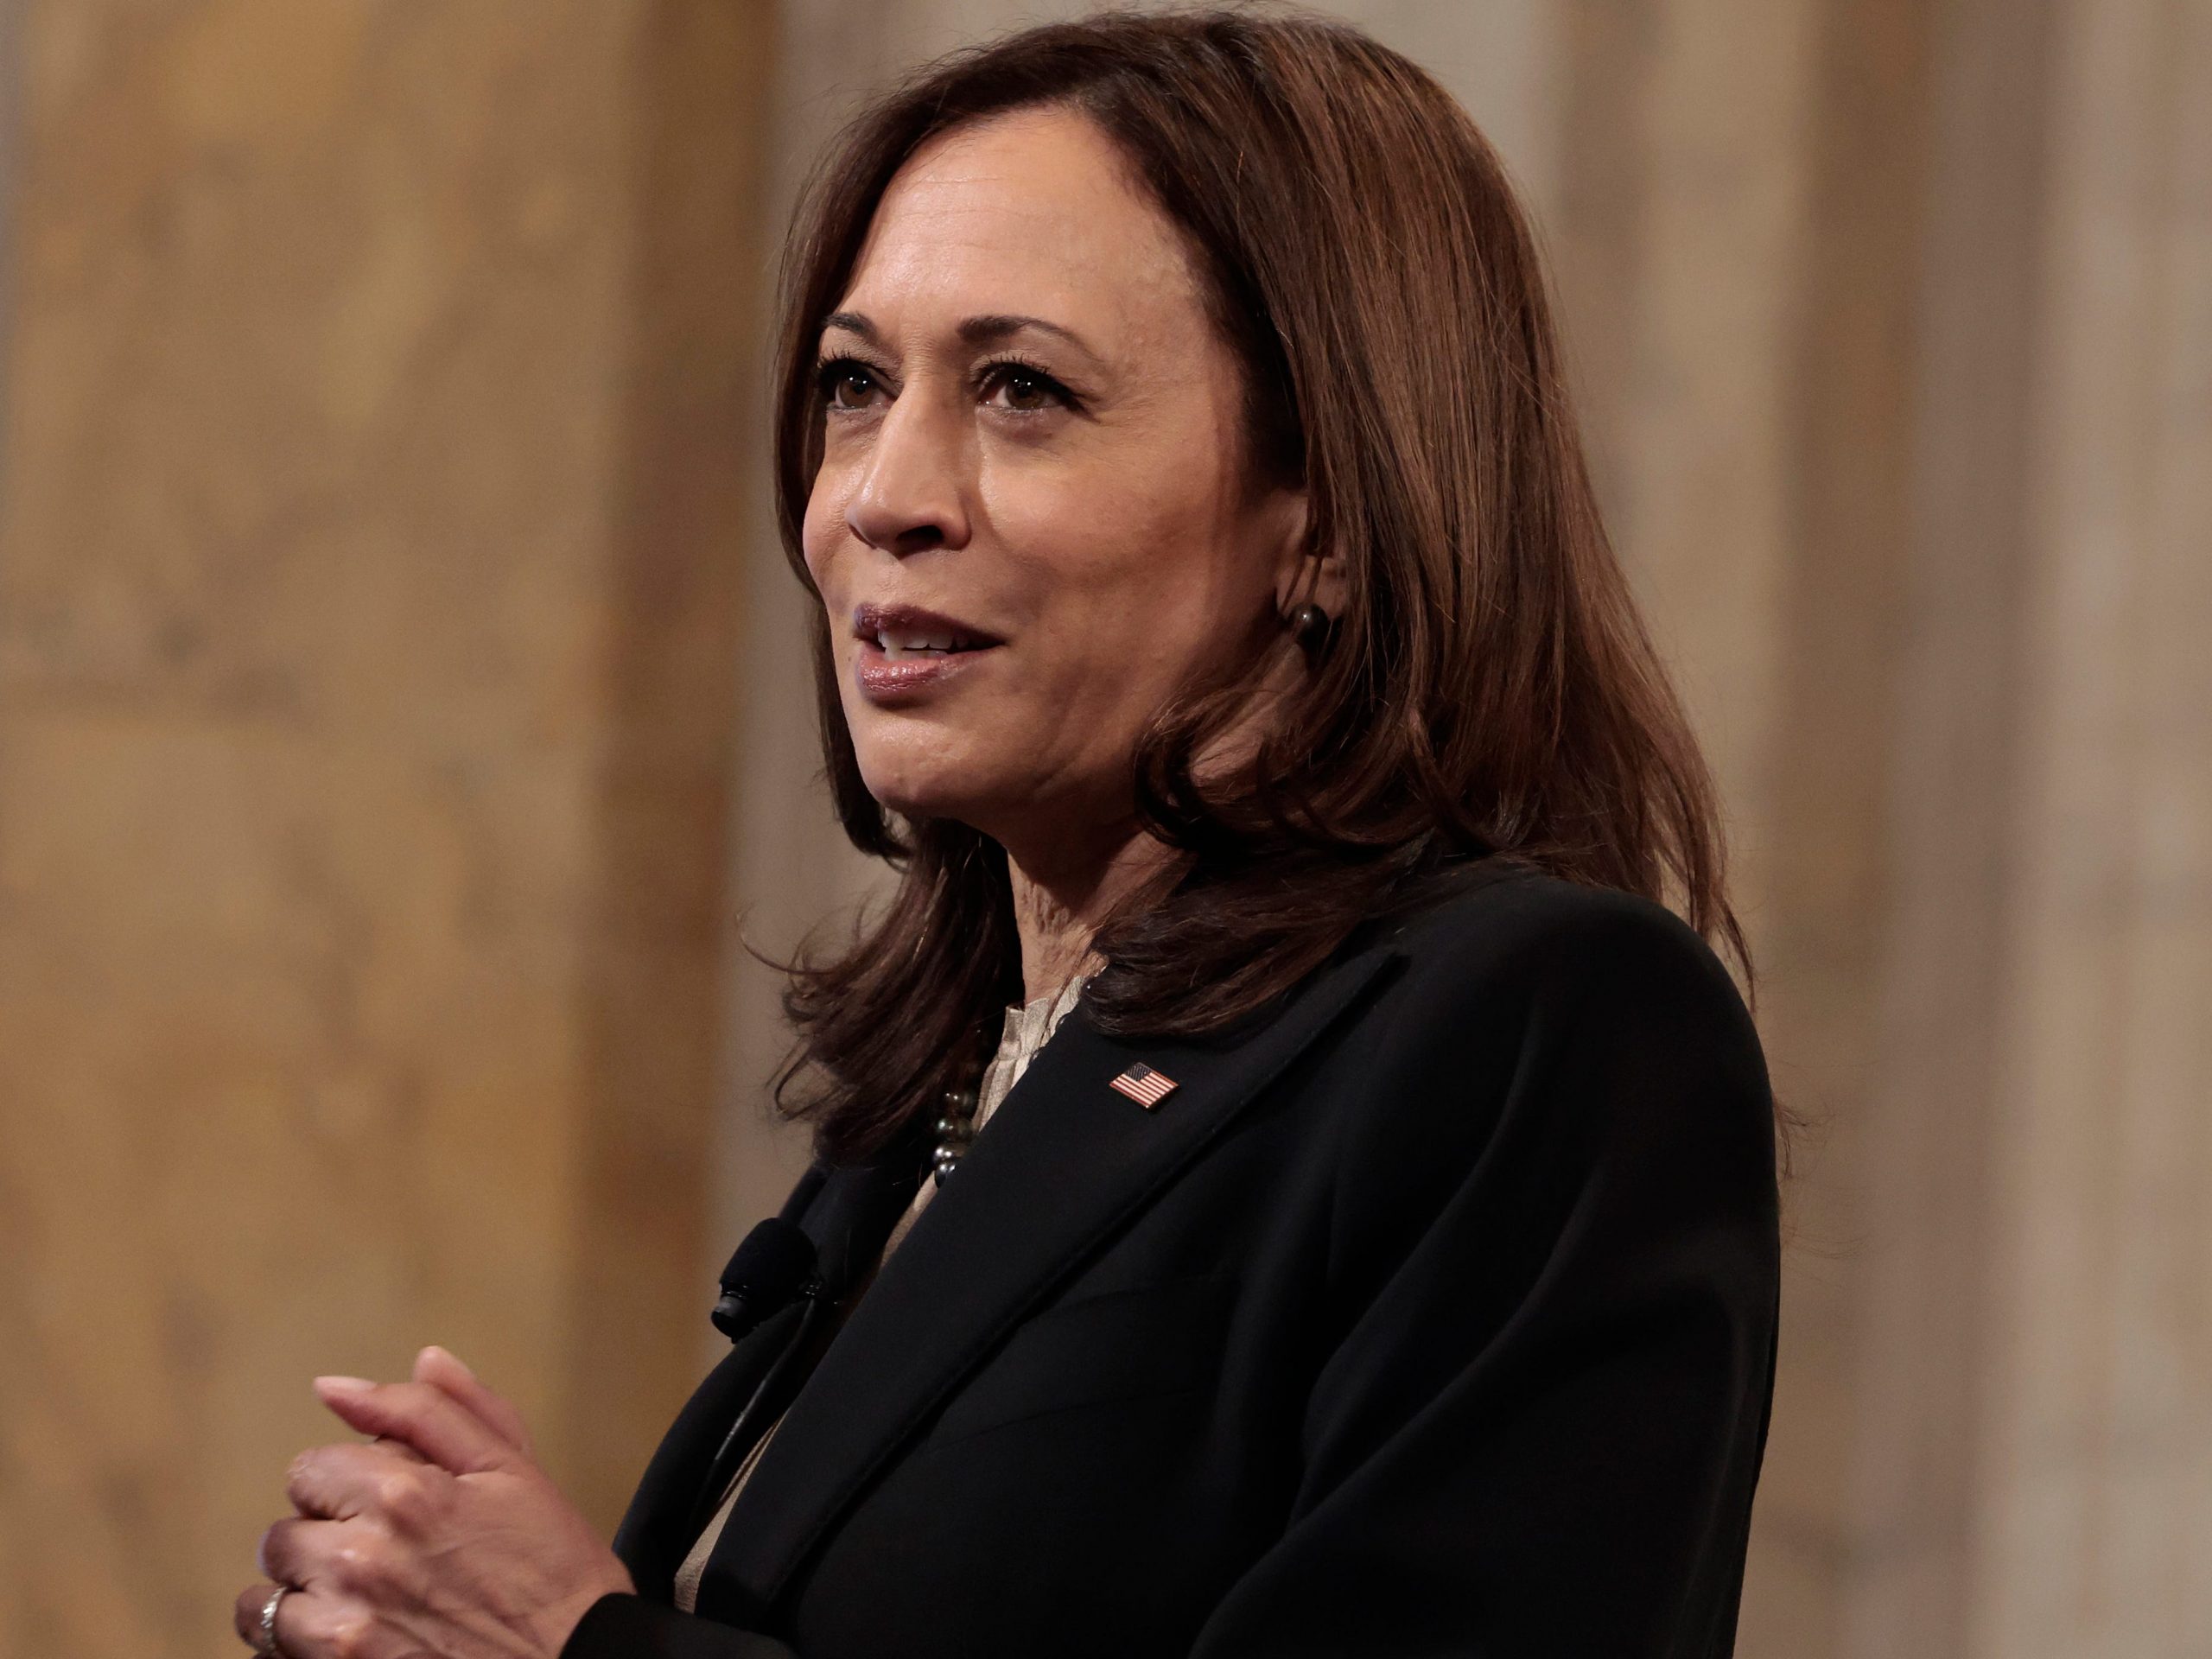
[1108,1061,1179,1110]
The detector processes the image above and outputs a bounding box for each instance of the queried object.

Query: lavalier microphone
[710,1217,822,1344]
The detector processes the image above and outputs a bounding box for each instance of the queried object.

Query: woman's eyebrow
[821,310,880,345]
[955,314,1102,364]
[818,309,1103,365]
[818,309,1106,378]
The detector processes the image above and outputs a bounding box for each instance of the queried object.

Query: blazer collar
[696,933,1406,1621]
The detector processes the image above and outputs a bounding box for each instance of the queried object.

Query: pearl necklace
[931,1067,984,1185]
[928,975,1090,1186]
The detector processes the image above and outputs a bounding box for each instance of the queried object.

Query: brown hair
[770,9,1756,1164]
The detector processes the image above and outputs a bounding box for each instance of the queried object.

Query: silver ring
[254,1585,290,1656]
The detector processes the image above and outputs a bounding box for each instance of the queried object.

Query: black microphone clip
[710,1217,823,1344]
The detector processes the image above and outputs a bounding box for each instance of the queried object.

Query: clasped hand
[235,1347,633,1659]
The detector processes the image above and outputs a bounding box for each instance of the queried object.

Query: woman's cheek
[800,474,854,594]
[802,537,842,607]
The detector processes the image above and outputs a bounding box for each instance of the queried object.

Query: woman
[237,12,1782,1658]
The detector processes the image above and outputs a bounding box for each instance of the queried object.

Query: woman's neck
[1006,828,1172,1004]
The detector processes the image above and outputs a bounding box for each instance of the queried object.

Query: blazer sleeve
[1187,895,1782,1658]
[563,1593,796,1659]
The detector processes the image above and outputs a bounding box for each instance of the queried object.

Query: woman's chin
[855,766,997,830]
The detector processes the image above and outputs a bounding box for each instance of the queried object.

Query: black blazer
[566,856,1781,1658]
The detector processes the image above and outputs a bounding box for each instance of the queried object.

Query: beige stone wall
[0,4,772,1656]
[1962,2,2212,1650]
[1541,2,2212,1655]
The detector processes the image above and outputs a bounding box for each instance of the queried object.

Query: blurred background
[0,1,2205,1655]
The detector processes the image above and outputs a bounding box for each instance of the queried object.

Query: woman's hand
[234,1347,634,1659]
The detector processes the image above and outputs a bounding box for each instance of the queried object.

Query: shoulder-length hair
[770,9,1751,1164]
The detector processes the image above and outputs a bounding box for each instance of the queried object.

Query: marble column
[1961,0,2212,1651]
[0,4,772,1655]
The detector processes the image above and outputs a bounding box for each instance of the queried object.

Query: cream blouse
[671,972,1091,1613]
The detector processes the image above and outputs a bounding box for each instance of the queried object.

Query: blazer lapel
[697,937,1404,1620]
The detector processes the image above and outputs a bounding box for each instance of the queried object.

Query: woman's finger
[232,1580,327,1656]
[257,1515,345,1587]
[314,1376,515,1475]
[411,1344,535,1457]
[234,1580,363,1659]
[232,1580,276,1649]
[285,1440,428,1521]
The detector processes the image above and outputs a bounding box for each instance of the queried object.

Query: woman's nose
[844,398,971,556]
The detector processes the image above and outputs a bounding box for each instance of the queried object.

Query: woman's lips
[853,636,1000,702]
[850,603,1002,703]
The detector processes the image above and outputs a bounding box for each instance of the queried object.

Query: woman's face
[801,105,1311,870]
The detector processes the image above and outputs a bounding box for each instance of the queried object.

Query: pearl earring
[1288,601,1334,658]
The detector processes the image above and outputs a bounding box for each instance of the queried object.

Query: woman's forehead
[836,108,1206,347]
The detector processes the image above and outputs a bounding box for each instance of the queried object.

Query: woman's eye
[817,359,884,411]
[982,363,1071,413]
